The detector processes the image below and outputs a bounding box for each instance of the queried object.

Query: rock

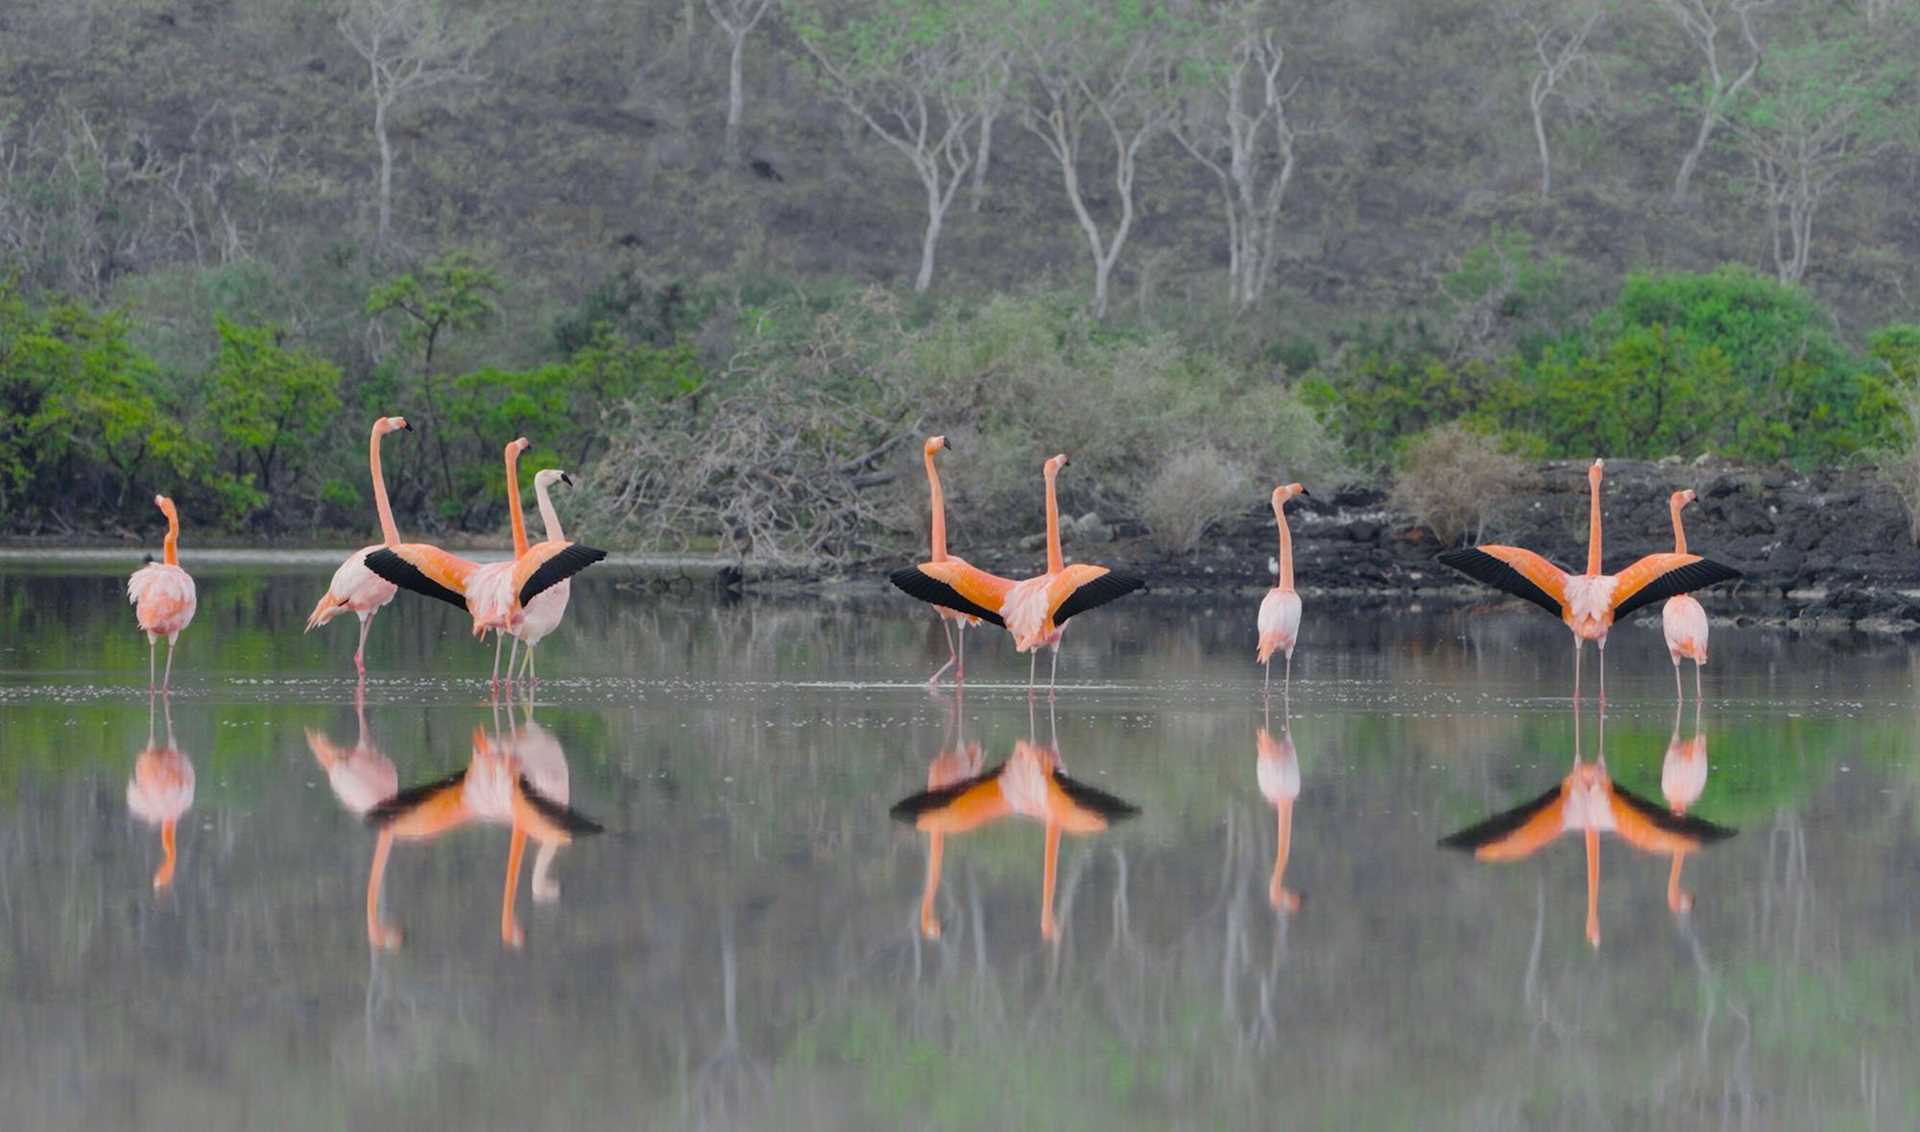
[1021,532,1047,551]
[1073,512,1113,544]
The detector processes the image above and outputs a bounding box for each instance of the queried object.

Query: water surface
[2,558,1916,1129]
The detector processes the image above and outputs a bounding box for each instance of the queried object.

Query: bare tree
[1173,6,1307,311]
[1503,0,1605,199]
[1015,0,1191,319]
[339,0,494,245]
[968,52,1011,213]
[1649,0,1770,204]
[1726,37,1901,285]
[794,0,1005,292]
[704,0,775,162]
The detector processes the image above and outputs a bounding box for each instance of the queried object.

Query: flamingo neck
[371,425,399,546]
[505,447,528,557]
[926,450,948,561]
[1275,498,1294,591]
[1044,467,1063,575]
[1670,498,1688,556]
[162,513,179,566]
[1270,800,1293,908]
[156,820,177,889]
[1584,826,1600,948]
[1585,474,1602,576]
[535,480,565,542]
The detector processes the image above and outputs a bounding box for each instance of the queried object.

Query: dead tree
[1649,0,1771,205]
[704,0,775,162]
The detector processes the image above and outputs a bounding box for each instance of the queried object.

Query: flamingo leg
[1667,851,1692,913]
[1572,637,1582,702]
[506,635,522,690]
[366,829,400,949]
[502,825,527,949]
[1584,826,1600,949]
[1673,659,1683,702]
[1048,645,1059,696]
[920,832,945,939]
[1695,662,1703,704]
[162,637,177,691]
[956,624,966,683]
[1028,650,1037,693]
[929,619,957,686]
[1597,639,1607,706]
[491,632,504,693]
[1285,651,1293,694]
[148,636,157,692]
[527,645,538,686]
[355,612,374,676]
[1263,659,1271,695]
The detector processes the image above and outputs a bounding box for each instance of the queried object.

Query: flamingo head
[507,436,531,457]
[1272,482,1309,510]
[1671,488,1696,509]
[1588,458,1604,487]
[152,494,177,520]
[534,468,573,490]
[1044,453,1068,479]
[924,435,952,457]
[376,415,410,435]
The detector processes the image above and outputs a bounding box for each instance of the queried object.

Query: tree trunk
[1532,89,1553,198]
[969,111,994,213]
[917,180,943,293]
[1091,258,1112,320]
[1672,102,1717,204]
[725,29,747,162]
[375,94,393,243]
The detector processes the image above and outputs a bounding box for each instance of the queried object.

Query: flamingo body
[1661,729,1709,813]
[307,546,398,629]
[129,564,197,640]
[1255,727,1300,803]
[127,747,196,826]
[1255,588,1302,665]
[1663,594,1709,664]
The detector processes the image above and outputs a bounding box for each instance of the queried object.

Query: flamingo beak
[403,421,413,432]
[561,473,574,488]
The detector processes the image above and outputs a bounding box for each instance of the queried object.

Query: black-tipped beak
[561,473,574,488]
[403,421,413,432]
[943,438,957,454]
[1299,487,1312,497]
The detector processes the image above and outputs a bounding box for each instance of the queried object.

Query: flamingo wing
[365,545,476,610]
[514,540,607,608]
[1438,783,1567,861]
[890,764,1012,834]
[1436,546,1569,618]
[1611,554,1741,620]
[1046,768,1141,833]
[1607,783,1736,853]
[889,562,1009,627]
[1048,565,1145,627]
[511,775,604,842]
[366,769,468,828]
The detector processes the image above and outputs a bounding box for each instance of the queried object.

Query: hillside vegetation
[1,0,1917,556]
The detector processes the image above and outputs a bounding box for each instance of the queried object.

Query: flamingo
[305,416,411,676]
[306,685,399,816]
[1660,701,1709,913]
[997,454,1145,693]
[126,694,194,890]
[1256,483,1309,694]
[128,495,197,691]
[1439,705,1732,948]
[503,468,580,688]
[1661,489,1711,702]
[363,722,600,949]
[891,705,1138,940]
[890,435,1015,686]
[1437,459,1741,700]
[503,693,574,903]
[1256,720,1301,913]
[365,437,606,686]
[912,686,985,939]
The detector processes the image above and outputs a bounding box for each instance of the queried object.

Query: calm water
[2,557,1917,1130]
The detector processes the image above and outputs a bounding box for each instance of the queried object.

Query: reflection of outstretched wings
[1609,784,1736,852]
[890,765,1011,833]
[366,770,468,828]
[1049,769,1140,831]
[514,775,604,839]
[1438,784,1565,861]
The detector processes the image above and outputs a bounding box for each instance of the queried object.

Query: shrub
[1390,422,1526,546]
[1140,447,1253,554]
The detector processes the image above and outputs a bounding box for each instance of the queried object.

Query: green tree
[205,318,343,519]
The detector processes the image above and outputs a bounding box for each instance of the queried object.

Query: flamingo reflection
[361,700,600,950]
[1439,706,1733,948]
[1661,701,1709,913]
[893,699,1138,941]
[306,686,399,816]
[1256,704,1301,914]
[126,693,193,891]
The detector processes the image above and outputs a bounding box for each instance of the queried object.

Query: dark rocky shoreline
[819,459,1920,634]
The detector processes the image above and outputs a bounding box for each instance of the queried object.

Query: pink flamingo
[365,438,605,686]
[1256,723,1302,913]
[504,469,579,687]
[1256,483,1309,693]
[1661,489,1711,701]
[305,416,410,676]
[126,694,194,890]
[1439,460,1740,700]
[306,686,400,816]
[999,454,1144,693]
[914,687,984,938]
[128,495,197,691]
[890,436,1014,686]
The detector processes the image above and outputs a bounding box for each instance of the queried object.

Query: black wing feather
[1436,548,1563,618]
[1051,572,1145,627]
[365,769,468,827]
[517,775,605,837]
[888,763,1008,824]
[1612,558,1742,620]
[888,566,1006,627]
[1050,769,1141,823]
[518,543,608,607]
[1610,784,1738,844]
[1437,784,1564,852]
[365,548,468,611]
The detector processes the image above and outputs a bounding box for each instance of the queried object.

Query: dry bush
[1390,421,1525,545]
[1140,447,1252,553]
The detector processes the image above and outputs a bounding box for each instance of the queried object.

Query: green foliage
[205,317,342,515]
